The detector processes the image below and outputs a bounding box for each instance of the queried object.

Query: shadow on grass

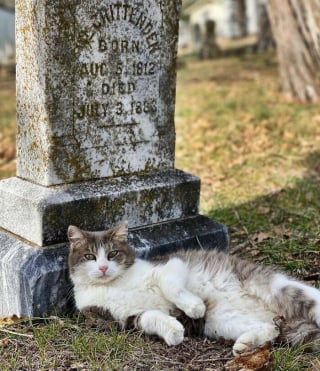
[207,151,320,277]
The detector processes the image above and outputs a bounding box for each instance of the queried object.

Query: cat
[67,222,320,355]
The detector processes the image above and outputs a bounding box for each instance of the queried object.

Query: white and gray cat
[68,222,320,355]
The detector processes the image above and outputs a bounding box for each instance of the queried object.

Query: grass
[0,77,16,178]
[0,317,232,370]
[0,317,143,370]
[272,344,320,371]
[175,52,320,279]
[176,52,320,212]
[1,51,320,369]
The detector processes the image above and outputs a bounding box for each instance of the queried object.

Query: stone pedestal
[0,0,228,317]
[0,170,200,247]
[0,216,228,317]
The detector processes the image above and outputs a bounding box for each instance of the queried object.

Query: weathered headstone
[0,0,228,317]
[193,23,202,45]
[199,20,220,60]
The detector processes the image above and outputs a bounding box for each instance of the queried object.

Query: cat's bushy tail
[278,319,320,352]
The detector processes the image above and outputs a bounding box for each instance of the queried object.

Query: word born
[98,38,140,53]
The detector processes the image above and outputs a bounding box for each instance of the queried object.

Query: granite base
[0,215,228,317]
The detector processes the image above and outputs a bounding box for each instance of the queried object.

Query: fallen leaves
[310,359,320,371]
[0,130,16,177]
[0,315,21,327]
[0,131,16,161]
[0,316,20,352]
[0,315,34,339]
[0,338,9,348]
[224,343,273,371]
[256,206,270,215]
[251,231,272,244]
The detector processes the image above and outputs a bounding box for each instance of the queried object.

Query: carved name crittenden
[92,2,160,53]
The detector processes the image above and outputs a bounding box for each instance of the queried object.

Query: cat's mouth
[98,273,110,279]
[97,272,118,282]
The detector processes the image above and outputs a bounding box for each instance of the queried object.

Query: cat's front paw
[164,318,185,346]
[183,298,206,319]
[232,338,253,355]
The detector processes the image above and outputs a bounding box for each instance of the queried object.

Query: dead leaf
[305,192,314,201]
[257,206,270,215]
[274,227,293,239]
[310,358,320,371]
[251,232,272,243]
[283,131,295,140]
[224,342,272,371]
[0,315,21,327]
[239,114,254,123]
[249,249,260,257]
[311,115,320,125]
[273,227,283,236]
[0,338,8,348]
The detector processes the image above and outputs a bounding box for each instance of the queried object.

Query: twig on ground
[0,328,33,338]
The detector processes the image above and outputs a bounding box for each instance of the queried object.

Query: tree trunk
[267,0,320,102]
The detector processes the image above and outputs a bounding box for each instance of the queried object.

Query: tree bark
[267,0,320,102]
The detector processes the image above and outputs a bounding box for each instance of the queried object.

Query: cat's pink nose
[99,265,108,273]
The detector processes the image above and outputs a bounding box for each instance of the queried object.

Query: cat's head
[67,222,135,285]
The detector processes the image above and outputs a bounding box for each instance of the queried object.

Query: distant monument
[0,0,228,317]
[199,20,220,59]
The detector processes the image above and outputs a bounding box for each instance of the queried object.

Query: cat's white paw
[233,340,253,355]
[184,299,206,319]
[232,334,254,355]
[164,318,185,346]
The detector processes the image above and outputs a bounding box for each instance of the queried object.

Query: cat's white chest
[73,260,172,321]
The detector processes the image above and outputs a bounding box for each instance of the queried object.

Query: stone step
[0,169,200,247]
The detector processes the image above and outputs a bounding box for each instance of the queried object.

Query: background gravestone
[199,20,220,60]
[0,0,228,317]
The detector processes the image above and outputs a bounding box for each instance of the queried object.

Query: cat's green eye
[108,250,119,260]
[84,254,96,261]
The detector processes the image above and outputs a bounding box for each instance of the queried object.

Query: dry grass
[176,52,320,278]
[0,317,234,371]
[0,74,16,178]
[175,52,320,213]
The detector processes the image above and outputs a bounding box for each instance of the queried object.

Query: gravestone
[199,20,220,60]
[0,0,228,317]
[192,23,202,53]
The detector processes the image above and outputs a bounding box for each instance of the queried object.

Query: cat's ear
[111,222,128,242]
[68,225,86,247]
